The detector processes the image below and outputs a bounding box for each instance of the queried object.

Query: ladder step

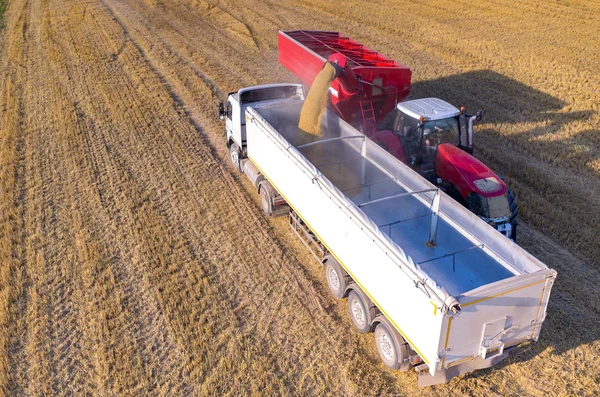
[359,99,377,133]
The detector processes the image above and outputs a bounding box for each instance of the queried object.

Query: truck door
[225,100,234,139]
[227,99,245,149]
[439,270,555,372]
[240,104,247,145]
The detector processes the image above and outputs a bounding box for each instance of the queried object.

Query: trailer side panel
[246,109,445,368]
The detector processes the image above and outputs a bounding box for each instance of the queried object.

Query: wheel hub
[351,298,365,325]
[230,149,239,165]
[379,332,394,361]
[260,191,269,211]
[328,267,340,291]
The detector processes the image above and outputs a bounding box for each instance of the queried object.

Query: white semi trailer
[219,84,556,386]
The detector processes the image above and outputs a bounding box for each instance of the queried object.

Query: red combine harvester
[278,30,518,240]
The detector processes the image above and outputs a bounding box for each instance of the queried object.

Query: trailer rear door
[438,269,556,371]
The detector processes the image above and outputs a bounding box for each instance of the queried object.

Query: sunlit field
[1,0,598,395]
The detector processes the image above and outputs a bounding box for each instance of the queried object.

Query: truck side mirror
[476,110,483,122]
[218,102,225,121]
[402,126,412,138]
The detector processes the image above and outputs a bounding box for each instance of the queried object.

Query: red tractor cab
[373,98,517,239]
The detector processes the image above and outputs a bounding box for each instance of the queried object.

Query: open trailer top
[221,86,556,386]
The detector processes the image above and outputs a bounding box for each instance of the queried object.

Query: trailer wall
[246,106,445,368]
[244,101,556,378]
[439,270,555,371]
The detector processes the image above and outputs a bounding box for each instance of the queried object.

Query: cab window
[422,118,459,146]
[396,113,419,136]
[226,102,232,121]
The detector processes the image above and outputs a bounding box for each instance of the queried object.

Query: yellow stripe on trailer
[249,155,430,364]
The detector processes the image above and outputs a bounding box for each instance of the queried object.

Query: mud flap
[417,352,508,387]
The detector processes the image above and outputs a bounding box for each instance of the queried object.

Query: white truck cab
[219,84,305,169]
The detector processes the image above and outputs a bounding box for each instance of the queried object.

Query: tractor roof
[398,98,460,121]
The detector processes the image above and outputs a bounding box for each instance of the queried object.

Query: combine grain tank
[278,30,412,128]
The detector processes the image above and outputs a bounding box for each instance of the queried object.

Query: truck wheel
[258,181,274,216]
[374,322,408,371]
[229,142,242,171]
[348,290,374,333]
[324,259,348,299]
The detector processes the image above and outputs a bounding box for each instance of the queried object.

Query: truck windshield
[422,118,459,147]
[239,86,300,104]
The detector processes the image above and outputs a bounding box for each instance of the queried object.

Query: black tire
[324,259,348,299]
[374,322,410,371]
[510,222,518,242]
[259,182,273,216]
[229,142,242,171]
[507,189,518,241]
[348,290,374,333]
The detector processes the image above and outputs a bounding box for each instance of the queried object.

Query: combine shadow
[411,69,593,133]
[408,70,599,160]
[411,69,598,175]
[409,69,570,123]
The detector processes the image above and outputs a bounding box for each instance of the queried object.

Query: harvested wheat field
[0,0,598,395]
